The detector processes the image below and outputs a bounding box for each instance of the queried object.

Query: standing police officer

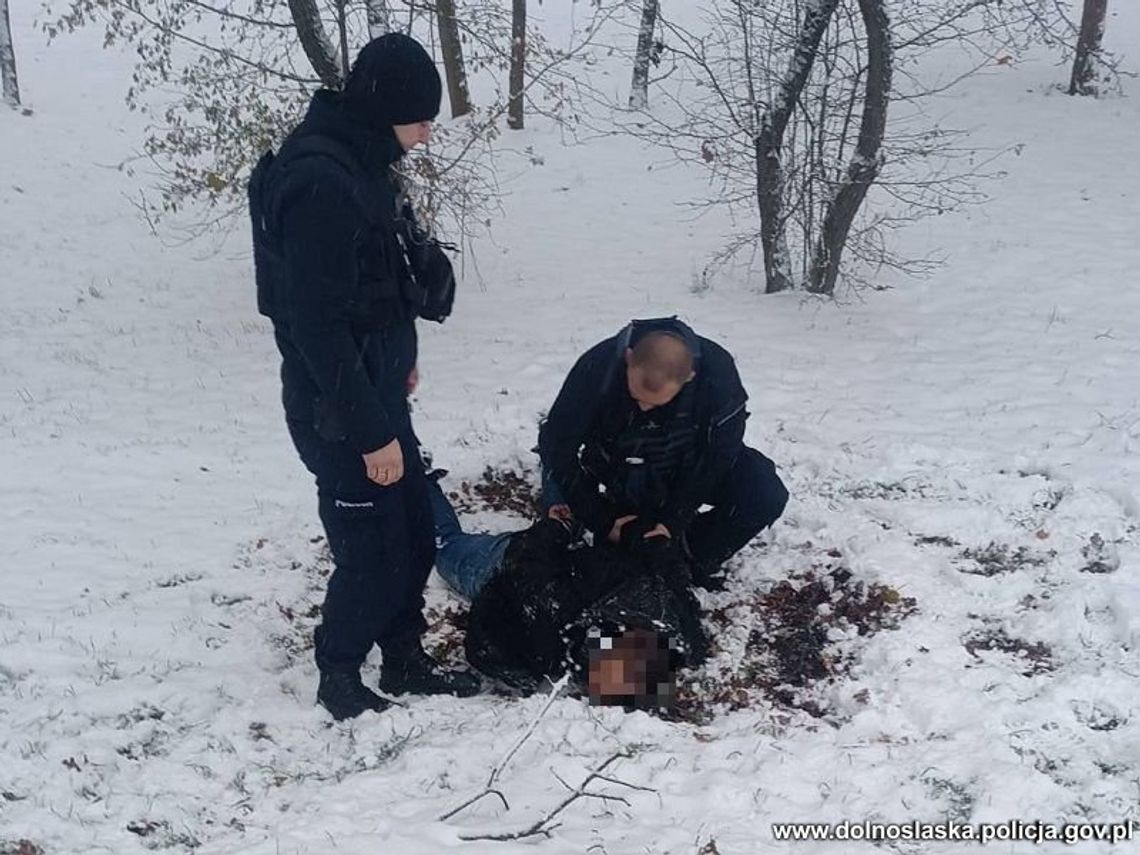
[250,34,478,720]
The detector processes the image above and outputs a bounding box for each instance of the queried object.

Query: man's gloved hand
[619,516,658,551]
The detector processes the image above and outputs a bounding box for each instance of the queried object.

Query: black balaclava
[343,33,443,130]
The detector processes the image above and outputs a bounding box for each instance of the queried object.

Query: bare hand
[608,515,638,544]
[363,438,404,486]
[547,504,572,521]
[406,365,419,396]
[643,523,672,540]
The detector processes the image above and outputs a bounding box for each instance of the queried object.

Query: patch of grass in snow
[447,465,542,519]
[958,542,1055,577]
[424,601,469,667]
[675,554,917,724]
[962,627,1055,676]
[1079,532,1120,574]
[834,479,935,501]
[125,818,202,851]
[921,773,976,824]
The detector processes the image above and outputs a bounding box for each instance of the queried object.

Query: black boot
[380,641,481,698]
[680,533,729,591]
[318,670,391,721]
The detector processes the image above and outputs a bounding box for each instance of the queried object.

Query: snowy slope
[1,4,1138,854]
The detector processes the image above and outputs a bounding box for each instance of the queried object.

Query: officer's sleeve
[278,173,395,455]
[658,362,749,537]
[537,341,618,539]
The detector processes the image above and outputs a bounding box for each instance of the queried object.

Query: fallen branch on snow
[439,672,571,821]
[458,750,646,842]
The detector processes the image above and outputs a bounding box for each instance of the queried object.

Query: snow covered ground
[1,4,1138,854]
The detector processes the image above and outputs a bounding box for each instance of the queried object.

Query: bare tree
[620,0,1086,295]
[288,0,344,89]
[507,0,526,129]
[0,0,20,107]
[366,0,393,38]
[436,0,473,117]
[1069,0,1108,95]
[335,0,351,76]
[808,0,890,294]
[628,0,659,109]
[755,0,840,293]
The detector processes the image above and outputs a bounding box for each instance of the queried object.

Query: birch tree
[628,0,659,110]
[0,0,19,107]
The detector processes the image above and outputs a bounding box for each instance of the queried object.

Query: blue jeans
[428,479,513,600]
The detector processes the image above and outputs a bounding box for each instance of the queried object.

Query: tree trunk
[629,0,659,110]
[336,0,350,80]
[288,0,343,89]
[436,0,472,117]
[366,0,392,39]
[508,0,526,129]
[0,0,20,107]
[755,0,839,293]
[808,0,891,295]
[1069,0,1108,96]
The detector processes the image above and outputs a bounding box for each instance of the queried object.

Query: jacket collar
[297,89,407,173]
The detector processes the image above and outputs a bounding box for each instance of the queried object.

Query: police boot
[680,533,729,591]
[380,639,481,698]
[318,670,391,721]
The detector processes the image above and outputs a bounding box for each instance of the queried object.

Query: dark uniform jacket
[538,318,749,541]
[249,90,452,454]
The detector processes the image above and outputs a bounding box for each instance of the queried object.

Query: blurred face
[625,364,685,412]
[588,629,675,708]
[393,120,433,151]
[590,651,640,699]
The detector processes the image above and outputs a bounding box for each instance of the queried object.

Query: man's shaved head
[627,332,695,393]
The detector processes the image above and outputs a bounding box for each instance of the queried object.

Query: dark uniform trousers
[683,447,789,567]
[288,419,434,672]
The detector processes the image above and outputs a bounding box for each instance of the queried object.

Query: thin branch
[97,0,319,84]
[458,751,634,843]
[181,0,295,29]
[438,673,570,822]
[431,5,621,180]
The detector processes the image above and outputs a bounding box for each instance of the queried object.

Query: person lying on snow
[538,317,789,590]
[426,475,709,708]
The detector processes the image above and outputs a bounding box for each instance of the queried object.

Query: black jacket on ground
[465,519,709,692]
[252,90,434,454]
[538,318,750,541]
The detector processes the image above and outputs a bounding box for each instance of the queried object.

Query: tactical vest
[247,135,453,327]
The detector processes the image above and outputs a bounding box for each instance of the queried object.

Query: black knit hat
[344,33,443,126]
